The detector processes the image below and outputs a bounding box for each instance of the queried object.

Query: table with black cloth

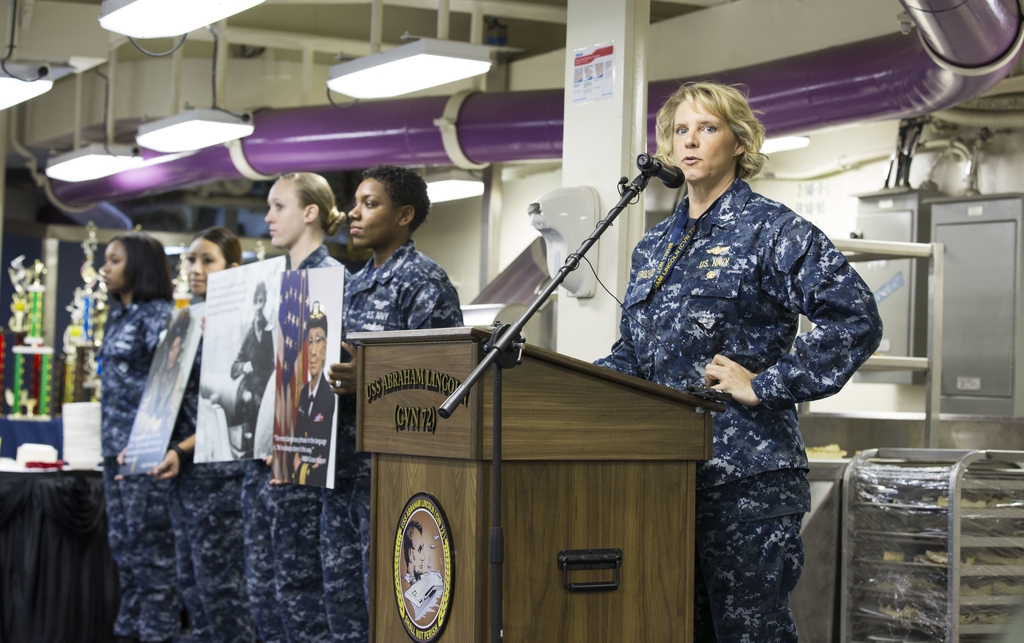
[0,470,119,643]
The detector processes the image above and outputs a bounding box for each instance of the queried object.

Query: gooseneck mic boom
[637,153,685,189]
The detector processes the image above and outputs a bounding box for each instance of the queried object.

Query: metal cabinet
[930,196,1024,416]
[854,189,939,384]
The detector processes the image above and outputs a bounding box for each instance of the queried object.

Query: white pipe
[301,45,314,106]
[470,2,483,44]
[437,0,450,40]
[170,43,183,115]
[761,139,952,181]
[934,107,1024,129]
[214,20,228,109]
[105,48,117,146]
[72,71,82,150]
[370,0,383,53]
[8,107,95,213]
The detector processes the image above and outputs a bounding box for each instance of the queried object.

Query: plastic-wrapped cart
[841,449,1024,643]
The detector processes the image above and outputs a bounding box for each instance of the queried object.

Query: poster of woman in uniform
[119,307,202,475]
[271,266,344,487]
[194,256,286,462]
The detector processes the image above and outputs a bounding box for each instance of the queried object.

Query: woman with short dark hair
[99,231,179,643]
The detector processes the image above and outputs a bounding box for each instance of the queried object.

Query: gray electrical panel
[931,195,1024,416]
[854,189,938,384]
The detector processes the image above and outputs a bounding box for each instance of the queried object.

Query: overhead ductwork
[50,0,1023,208]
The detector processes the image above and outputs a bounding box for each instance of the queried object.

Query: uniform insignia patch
[707,246,730,255]
[695,312,720,336]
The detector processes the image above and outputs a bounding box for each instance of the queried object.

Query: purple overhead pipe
[51,0,1022,208]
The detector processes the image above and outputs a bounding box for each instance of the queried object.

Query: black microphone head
[636,153,656,172]
[662,166,685,189]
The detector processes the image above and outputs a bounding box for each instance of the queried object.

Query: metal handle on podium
[558,548,622,592]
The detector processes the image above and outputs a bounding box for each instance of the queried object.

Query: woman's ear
[396,204,415,228]
[304,204,320,224]
[229,262,240,268]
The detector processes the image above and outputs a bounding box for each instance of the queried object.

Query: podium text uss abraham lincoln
[365,368,469,408]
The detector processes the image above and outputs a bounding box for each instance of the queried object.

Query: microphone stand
[438,158,660,643]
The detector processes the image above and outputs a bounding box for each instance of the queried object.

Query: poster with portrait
[271,266,345,488]
[194,256,286,462]
[119,306,202,476]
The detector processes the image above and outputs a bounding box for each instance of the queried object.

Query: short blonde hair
[654,82,767,180]
[277,172,345,236]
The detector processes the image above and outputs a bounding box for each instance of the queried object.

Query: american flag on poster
[273,269,307,477]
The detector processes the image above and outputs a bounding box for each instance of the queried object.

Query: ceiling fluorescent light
[45,144,144,182]
[0,64,55,111]
[427,171,485,203]
[761,136,811,154]
[99,0,266,38]
[136,108,254,153]
[328,38,492,99]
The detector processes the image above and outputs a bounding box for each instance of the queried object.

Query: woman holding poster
[98,232,179,643]
[148,227,256,643]
[244,171,345,643]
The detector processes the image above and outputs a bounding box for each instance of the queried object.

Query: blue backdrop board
[0,416,63,460]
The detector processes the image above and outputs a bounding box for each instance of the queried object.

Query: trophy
[6,255,54,418]
[61,223,108,405]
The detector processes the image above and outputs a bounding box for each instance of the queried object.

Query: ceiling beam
[187,24,388,56]
[263,0,568,24]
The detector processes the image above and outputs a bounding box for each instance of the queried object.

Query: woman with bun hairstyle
[149,227,255,643]
[242,172,344,643]
[99,231,180,643]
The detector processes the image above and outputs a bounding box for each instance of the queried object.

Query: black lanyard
[653,211,707,290]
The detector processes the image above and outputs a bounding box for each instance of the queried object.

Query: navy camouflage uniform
[168,341,254,643]
[100,298,182,642]
[242,244,338,643]
[595,179,882,642]
[322,239,463,641]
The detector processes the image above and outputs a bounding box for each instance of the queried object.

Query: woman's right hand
[114,448,127,480]
[150,450,181,480]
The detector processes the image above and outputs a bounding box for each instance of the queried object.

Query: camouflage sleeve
[402,277,464,330]
[751,215,882,408]
[593,325,641,377]
[143,301,172,353]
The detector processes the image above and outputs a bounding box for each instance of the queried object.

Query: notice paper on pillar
[271,266,345,488]
[572,41,614,105]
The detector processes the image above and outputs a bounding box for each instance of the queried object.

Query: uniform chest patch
[694,311,720,336]
[706,246,730,255]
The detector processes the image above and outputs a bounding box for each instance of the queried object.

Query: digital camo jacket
[595,178,882,489]
[337,239,463,480]
[100,298,174,458]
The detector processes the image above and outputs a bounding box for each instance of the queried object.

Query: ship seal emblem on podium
[393,492,454,641]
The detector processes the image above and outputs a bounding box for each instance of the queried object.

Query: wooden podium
[352,328,719,643]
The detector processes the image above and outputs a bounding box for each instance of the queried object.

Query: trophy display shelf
[353,327,721,643]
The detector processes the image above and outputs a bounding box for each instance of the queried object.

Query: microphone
[636,153,685,189]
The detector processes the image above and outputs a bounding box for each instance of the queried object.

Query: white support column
[558,0,649,361]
